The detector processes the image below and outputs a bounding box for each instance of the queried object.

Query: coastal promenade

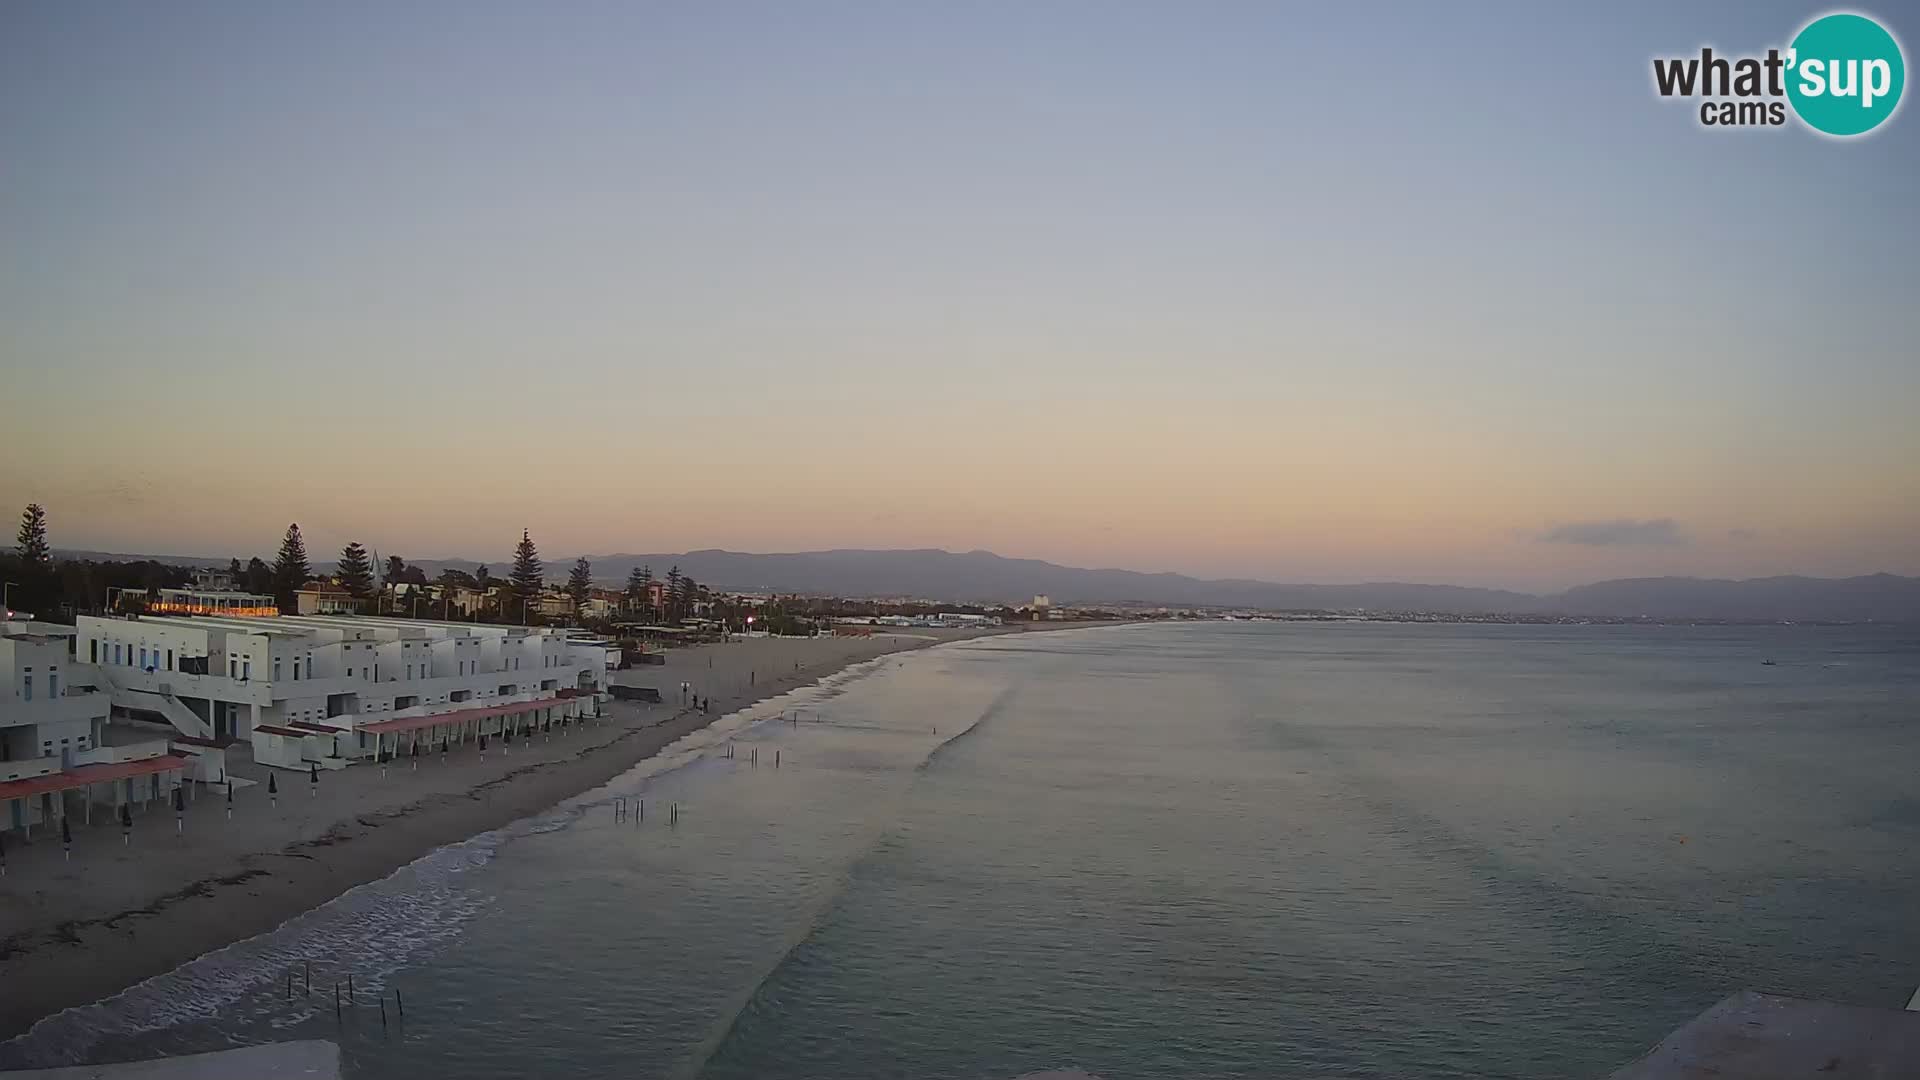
[0,628,1017,1041]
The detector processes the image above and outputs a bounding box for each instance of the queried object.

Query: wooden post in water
[286,971,292,1000]
[396,987,405,1017]
[334,982,341,1020]
[775,750,780,768]
[380,997,387,1031]
[347,974,354,1005]
[305,959,312,995]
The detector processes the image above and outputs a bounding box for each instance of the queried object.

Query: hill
[49,546,1920,621]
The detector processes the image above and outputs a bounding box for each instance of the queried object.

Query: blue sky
[2,2,1914,589]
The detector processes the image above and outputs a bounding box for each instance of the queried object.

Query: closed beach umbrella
[309,762,319,795]
[268,772,278,807]
[120,802,133,845]
[61,815,72,860]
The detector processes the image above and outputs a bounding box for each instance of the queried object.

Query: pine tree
[567,557,593,610]
[510,530,542,598]
[272,524,311,613]
[227,557,243,579]
[337,542,374,599]
[16,504,51,565]
[625,565,647,609]
[665,565,682,622]
[676,574,698,620]
[386,555,407,584]
[474,564,491,590]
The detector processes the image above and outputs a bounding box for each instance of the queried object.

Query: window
[114,644,122,665]
[48,673,58,698]
[306,657,313,679]
[90,640,98,663]
[140,647,148,668]
[242,661,251,680]
[406,664,414,680]
[22,675,32,702]
[166,648,173,670]
[230,658,238,679]
[274,659,282,681]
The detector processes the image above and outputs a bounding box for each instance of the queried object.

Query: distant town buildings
[294,584,362,616]
[147,568,279,618]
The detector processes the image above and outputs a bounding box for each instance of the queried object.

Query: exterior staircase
[92,668,216,740]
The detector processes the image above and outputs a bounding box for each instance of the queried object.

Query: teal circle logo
[1786,13,1906,136]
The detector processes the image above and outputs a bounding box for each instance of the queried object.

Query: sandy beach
[0,627,1046,1041]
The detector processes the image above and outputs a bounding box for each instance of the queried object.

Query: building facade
[1,620,110,776]
[2,618,183,835]
[75,613,610,748]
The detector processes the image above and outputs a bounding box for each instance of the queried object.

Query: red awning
[0,752,189,802]
[254,724,314,737]
[357,696,572,736]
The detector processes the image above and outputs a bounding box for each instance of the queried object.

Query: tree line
[5,504,711,628]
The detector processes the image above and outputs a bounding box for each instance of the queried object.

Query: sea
[4,621,1917,1079]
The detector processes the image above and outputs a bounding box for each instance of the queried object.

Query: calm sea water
[7,622,1919,1078]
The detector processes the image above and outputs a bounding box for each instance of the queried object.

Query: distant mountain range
[55,546,1920,622]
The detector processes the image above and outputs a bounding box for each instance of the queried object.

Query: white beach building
[2,618,189,835]
[72,612,611,772]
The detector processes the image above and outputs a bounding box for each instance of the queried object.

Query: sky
[2,1,1916,592]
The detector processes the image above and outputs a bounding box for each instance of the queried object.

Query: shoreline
[0,625,1093,1044]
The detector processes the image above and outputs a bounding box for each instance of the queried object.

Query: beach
[0,627,1039,1041]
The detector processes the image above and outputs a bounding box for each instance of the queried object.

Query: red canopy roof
[0,752,189,802]
[357,695,571,736]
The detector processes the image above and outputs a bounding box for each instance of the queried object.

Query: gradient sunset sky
[2,1,1915,592]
